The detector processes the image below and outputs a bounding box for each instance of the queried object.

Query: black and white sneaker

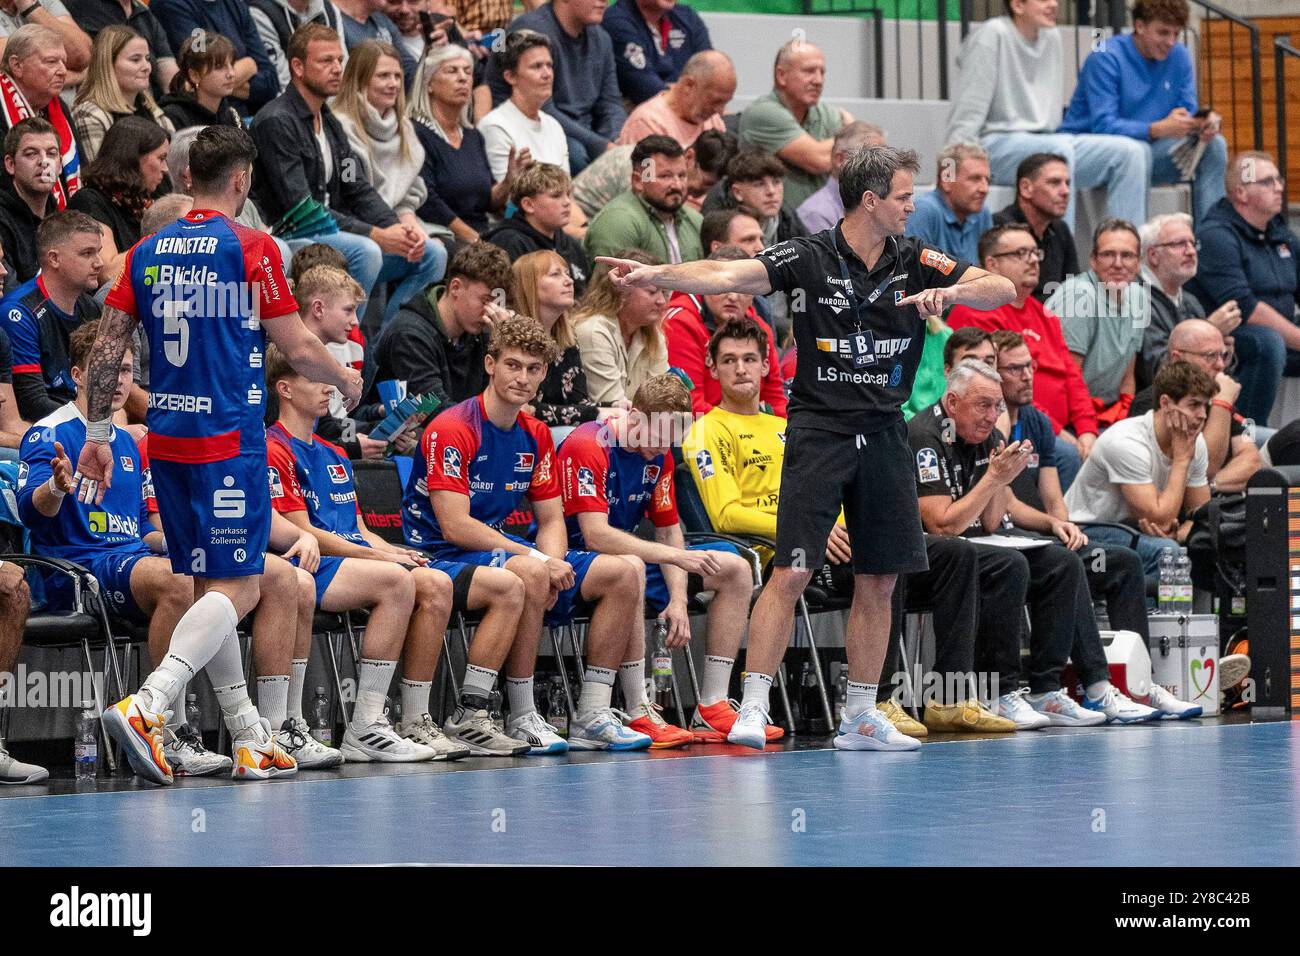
[443,706,529,757]
[341,715,436,762]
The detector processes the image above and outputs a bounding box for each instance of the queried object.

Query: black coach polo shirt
[907,401,1009,536]
[757,225,969,435]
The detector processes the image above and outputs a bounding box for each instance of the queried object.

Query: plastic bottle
[184,693,200,730]
[835,667,849,717]
[75,702,97,780]
[488,688,504,732]
[1157,550,1177,613]
[548,678,568,736]
[309,687,332,746]
[1176,548,1194,615]
[651,620,672,693]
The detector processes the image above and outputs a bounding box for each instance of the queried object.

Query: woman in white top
[331,40,432,235]
[571,248,670,405]
[476,29,568,182]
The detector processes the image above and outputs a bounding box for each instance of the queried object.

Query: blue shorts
[44,543,154,623]
[431,537,599,626]
[295,550,472,610]
[645,541,740,614]
[150,452,270,579]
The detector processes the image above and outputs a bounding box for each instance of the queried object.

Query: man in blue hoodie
[1060,0,1226,223]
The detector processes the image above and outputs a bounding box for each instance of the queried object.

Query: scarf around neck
[0,71,79,209]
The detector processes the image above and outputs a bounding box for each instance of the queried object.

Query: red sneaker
[626,702,693,749]
[692,699,784,743]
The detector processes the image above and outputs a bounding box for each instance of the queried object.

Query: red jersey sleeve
[242,229,299,320]
[559,426,611,517]
[423,414,476,496]
[103,245,139,316]
[648,462,679,527]
[523,417,561,502]
[266,439,307,513]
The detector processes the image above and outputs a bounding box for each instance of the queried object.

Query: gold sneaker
[878,698,928,738]
[923,698,1017,734]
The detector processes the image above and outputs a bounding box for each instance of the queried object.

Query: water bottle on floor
[488,688,504,732]
[1175,548,1194,615]
[75,702,97,780]
[1157,550,1176,613]
[652,620,672,694]
[548,677,568,737]
[184,693,200,730]
[309,688,332,746]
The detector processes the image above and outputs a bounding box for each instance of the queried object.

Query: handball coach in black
[598,145,1016,752]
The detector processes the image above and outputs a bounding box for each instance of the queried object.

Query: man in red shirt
[948,222,1098,488]
[663,246,788,417]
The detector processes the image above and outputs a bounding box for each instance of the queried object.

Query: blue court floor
[2,719,1296,866]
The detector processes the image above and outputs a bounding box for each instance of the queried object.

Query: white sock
[462,664,497,704]
[142,591,240,711]
[846,681,877,718]
[256,675,289,728]
[171,681,189,712]
[1086,680,1112,701]
[505,675,535,718]
[400,678,431,721]
[206,629,258,732]
[353,658,396,727]
[288,659,308,721]
[701,655,734,705]
[740,671,773,711]
[578,666,617,715]
[619,659,646,710]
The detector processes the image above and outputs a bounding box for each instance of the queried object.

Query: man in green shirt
[738,39,851,211]
[584,134,704,264]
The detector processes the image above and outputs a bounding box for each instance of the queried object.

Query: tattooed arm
[73,305,140,505]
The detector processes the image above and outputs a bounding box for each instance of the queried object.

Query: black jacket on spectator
[250,82,399,236]
[0,182,55,288]
[993,201,1079,302]
[64,0,176,102]
[151,0,278,111]
[158,92,243,131]
[532,344,599,427]
[366,285,489,411]
[701,178,808,245]
[1187,197,1300,322]
[68,186,142,259]
[413,119,494,236]
[481,213,590,294]
[1138,280,1205,391]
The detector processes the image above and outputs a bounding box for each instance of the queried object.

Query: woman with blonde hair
[511,249,620,429]
[571,248,670,406]
[71,25,174,164]
[331,40,431,237]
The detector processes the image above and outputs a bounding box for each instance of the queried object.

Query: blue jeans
[288,232,447,326]
[1054,436,1081,492]
[1230,323,1286,424]
[565,135,593,176]
[1150,133,1228,224]
[983,131,1149,232]
[1080,522,1178,591]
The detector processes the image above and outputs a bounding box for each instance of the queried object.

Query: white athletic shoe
[443,706,530,757]
[0,747,48,785]
[231,716,298,779]
[397,713,470,760]
[834,707,923,751]
[275,717,345,769]
[1026,689,1106,727]
[996,689,1051,730]
[165,724,233,776]
[341,715,436,762]
[1083,685,1159,724]
[505,710,569,755]
[1219,653,1251,690]
[1147,684,1203,720]
[568,708,651,751]
[726,700,771,750]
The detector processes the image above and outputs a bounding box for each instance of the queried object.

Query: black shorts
[774,421,928,576]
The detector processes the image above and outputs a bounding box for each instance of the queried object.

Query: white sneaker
[834,708,922,752]
[444,706,530,756]
[1083,685,1159,724]
[0,747,48,785]
[1148,684,1203,720]
[1220,653,1250,690]
[341,715,436,762]
[165,724,233,776]
[726,700,770,750]
[275,717,345,768]
[1027,689,1106,727]
[568,708,651,751]
[397,713,470,760]
[231,716,298,779]
[996,689,1051,730]
[505,710,568,754]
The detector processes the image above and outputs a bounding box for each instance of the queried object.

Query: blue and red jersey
[401,394,560,549]
[557,420,678,548]
[3,274,100,401]
[266,422,367,545]
[104,209,298,464]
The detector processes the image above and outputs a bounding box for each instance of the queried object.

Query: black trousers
[1080,543,1149,641]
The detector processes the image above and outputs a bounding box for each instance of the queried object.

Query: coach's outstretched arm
[597,256,773,297]
[75,305,142,504]
[899,266,1017,315]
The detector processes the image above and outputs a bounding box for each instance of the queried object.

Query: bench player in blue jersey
[71,126,364,786]
[557,373,764,748]
[403,315,651,754]
[17,320,327,776]
[265,343,476,762]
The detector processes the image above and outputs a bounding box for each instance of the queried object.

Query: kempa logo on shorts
[213,477,245,518]
[50,886,152,936]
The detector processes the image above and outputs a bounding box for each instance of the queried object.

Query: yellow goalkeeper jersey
[682,406,786,538]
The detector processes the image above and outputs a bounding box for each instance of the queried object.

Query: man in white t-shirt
[1065,360,1215,585]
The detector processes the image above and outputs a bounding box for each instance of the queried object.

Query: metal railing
[1275,36,1300,193]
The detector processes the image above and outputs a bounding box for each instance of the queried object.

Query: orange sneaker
[626,702,693,749]
[103,693,173,785]
[691,699,784,743]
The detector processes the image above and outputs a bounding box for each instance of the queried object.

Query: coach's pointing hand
[596,256,660,290]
